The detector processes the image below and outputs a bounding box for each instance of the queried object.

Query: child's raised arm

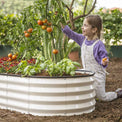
[61,25,85,46]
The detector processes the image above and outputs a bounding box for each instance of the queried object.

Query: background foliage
[0,0,121,57]
[0,0,34,14]
[98,8,122,46]
[0,13,18,45]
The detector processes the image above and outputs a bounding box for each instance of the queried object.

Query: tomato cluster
[24,28,33,37]
[8,53,17,62]
[37,19,53,33]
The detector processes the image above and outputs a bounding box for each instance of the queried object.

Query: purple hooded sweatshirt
[62,25,108,68]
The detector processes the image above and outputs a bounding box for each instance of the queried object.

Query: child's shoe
[116,88,122,98]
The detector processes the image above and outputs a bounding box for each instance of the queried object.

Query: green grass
[0,0,35,14]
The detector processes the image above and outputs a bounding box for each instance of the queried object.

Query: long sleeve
[62,25,108,68]
[62,25,85,46]
[93,41,108,68]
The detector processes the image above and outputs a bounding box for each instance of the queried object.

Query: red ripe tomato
[47,27,53,33]
[53,49,58,54]
[25,33,30,37]
[12,55,17,60]
[8,53,12,58]
[24,31,27,33]
[8,58,12,62]
[28,28,33,33]
[37,20,43,25]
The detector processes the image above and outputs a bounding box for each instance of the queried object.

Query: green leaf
[73,62,81,67]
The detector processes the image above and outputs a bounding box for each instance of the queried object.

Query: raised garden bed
[0,69,95,116]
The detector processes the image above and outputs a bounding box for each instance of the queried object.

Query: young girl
[61,15,122,101]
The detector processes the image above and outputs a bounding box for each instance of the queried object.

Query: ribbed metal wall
[0,71,96,116]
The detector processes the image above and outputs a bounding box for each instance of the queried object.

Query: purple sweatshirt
[62,25,108,68]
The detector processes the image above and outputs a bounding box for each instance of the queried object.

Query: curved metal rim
[0,69,95,78]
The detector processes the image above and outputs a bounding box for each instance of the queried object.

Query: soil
[0,58,122,122]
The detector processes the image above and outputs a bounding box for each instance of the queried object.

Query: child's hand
[102,57,109,66]
[60,22,65,29]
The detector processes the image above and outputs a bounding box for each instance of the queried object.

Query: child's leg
[94,75,117,101]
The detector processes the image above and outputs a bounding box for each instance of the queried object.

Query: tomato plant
[5,0,96,63]
[7,0,68,62]
[0,0,98,76]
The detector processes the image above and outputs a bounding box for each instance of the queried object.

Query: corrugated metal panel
[0,70,96,116]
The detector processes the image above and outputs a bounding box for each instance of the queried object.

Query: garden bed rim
[0,69,95,78]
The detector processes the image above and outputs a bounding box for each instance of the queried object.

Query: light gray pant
[93,73,117,101]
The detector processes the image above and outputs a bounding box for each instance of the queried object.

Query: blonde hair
[85,15,102,39]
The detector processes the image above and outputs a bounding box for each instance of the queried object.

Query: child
[61,15,122,101]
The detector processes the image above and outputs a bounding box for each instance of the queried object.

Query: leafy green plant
[0,12,18,45]
[15,55,81,76]
[98,8,122,46]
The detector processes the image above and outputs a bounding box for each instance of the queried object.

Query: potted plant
[68,42,81,61]
[0,0,97,116]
